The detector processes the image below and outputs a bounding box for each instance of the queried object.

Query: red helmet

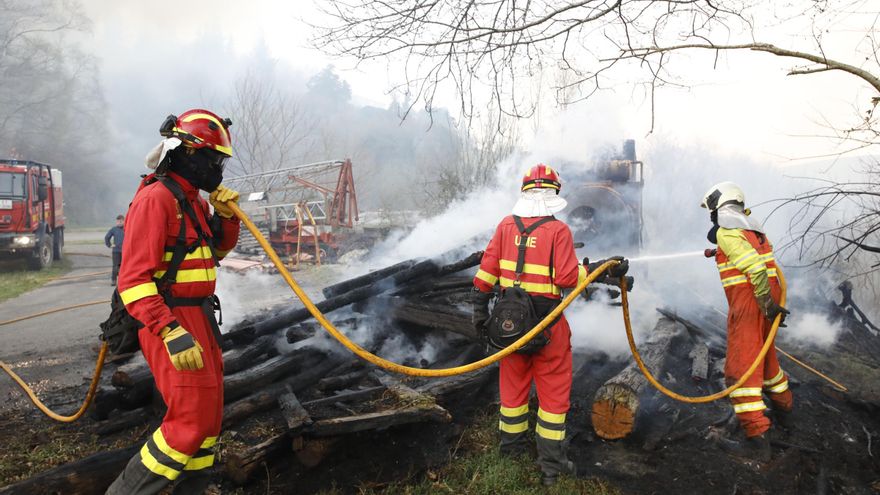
[160,109,233,157]
[521,164,561,192]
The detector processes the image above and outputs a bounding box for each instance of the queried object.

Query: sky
[79,0,879,174]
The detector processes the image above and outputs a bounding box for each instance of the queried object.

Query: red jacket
[474,215,586,298]
[117,172,240,335]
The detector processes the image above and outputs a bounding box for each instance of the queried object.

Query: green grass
[0,258,73,302]
[318,412,619,495]
[0,418,132,486]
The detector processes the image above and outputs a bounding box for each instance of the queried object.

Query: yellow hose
[232,202,786,397]
[619,272,786,403]
[231,202,614,377]
[0,341,108,422]
[0,299,109,327]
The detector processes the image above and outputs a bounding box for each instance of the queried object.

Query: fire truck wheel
[53,229,64,261]
[28,235,53,271]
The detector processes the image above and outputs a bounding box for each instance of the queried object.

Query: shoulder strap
[156,177,217,287]
[511,215,556,285]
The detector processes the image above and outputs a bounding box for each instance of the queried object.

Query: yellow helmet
[701,181,745,211]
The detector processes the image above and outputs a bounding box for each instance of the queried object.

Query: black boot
[541,459,576,487]
[717,434,772,462]
[106,453,174,495]
[774,409,794,431]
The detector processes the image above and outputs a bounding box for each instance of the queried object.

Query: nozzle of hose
[704,248,717,258]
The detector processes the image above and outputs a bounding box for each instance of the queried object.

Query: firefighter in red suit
[472,164,629,486]
[702,181,792,462]
[107,109,241,495]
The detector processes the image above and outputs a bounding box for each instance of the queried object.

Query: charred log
[322,259,416,298]
[0,445,139,495]
[591,318,688,440]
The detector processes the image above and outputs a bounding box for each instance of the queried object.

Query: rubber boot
[106,453,172,495]
[536,436,576,486]
[718,434,772,462]
[172,470,212,494]
[774,409,794,432]
[499,430,530,458]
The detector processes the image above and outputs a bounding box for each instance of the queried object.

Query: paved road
[0,231,115,411]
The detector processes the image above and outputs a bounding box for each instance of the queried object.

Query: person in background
[104,214,125,285]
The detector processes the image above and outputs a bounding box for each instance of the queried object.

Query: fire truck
[0,160,65,270]
[223,159,358,264]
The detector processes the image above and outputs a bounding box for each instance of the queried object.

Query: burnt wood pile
[0,251,495,494]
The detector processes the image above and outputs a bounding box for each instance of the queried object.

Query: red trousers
[138,304,223,475]
[499,317,573,415]
[725,284,793,437]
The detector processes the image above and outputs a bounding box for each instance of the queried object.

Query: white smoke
[779,311,845,347]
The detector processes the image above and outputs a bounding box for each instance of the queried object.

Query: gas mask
[707,209,719,244]
[167,146,226,192]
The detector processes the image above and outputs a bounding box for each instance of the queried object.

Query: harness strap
[155,177,218,287]
[512,215,556,285]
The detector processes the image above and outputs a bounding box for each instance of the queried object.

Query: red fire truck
[0,160,64,270]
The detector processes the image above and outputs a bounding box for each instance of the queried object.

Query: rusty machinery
[223,159,358,264]
[561,140,645,255]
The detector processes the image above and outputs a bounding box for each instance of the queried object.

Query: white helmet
[701,181,745,211]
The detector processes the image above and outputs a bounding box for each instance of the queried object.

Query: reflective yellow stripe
[475,269,498,286]
[764,370,785,386]
[721,275,748,287]
[153,429,190,465]
[500,405,528,417]
[183,454,215,471]
[499,259,551,276]
[767,268,778,278]
[499,420,529,434]
[732,250,760,269]
[535,424,565,441]
[162,246,213,262]
[153,268,217,283]
[140,444,181,480]
[537,408,566,424]
[200,436,218,448]
[499,276,560,295]
[733,401,767,414]
[179,113,232,156]
[717,262,735,270]
[120,282,159,305]
[758,252,775,263]
[767,381,789,394]
[729,387,763,398]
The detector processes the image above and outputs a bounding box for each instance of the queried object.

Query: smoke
[360,103,862,355]
[779,311,845,347]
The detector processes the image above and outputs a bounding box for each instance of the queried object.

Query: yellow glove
[209,185,240,219]
[160,324,204,371]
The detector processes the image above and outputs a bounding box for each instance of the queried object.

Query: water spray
[628,250,707,263]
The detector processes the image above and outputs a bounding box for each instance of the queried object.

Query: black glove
[471,289,493,331]
[584,256,629,278]
[758,293,790,327]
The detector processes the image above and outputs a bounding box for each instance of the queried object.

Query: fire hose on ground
[0,202,845,422]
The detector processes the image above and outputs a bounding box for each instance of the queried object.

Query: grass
[0,258,72,302]
[317,411,619,495]
[0,417,133,486]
